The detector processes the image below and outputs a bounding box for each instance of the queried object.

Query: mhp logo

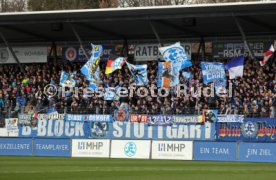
[124,142,137,157]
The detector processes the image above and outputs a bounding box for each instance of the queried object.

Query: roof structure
[0,1,276,44]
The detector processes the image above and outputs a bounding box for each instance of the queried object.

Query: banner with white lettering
[134,43,191,61]
[173,115,202,124]
[72,139,110,158]
[0,46,47,64]
[65,114,112,122]
[33,139,71,157]
[110,140,150,159]
[90,121,215,140]
[217,115,244,123]
[213,41,272,59]
[201,62,226,85]
[5,118,18,136]
[151,141,193,160]
[0,138,33,156]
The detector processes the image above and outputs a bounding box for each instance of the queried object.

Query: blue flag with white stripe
[225,55,244,79]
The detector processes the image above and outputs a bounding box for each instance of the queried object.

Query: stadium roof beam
[153,19,201,37]
[1,25,53,41]
[237,16,276,33]
[69,22,89,60]
[233,16,255,60]
[74,22,126,40]
[0,32,24,72]
[149,20,163,47]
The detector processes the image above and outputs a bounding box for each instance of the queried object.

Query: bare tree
[0,0,28,12]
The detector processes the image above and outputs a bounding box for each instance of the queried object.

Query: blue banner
[194,141,237,161]
[148,115,173,126]
[0,138,32,156]
[33,139,71,157]
[201,62,226,85]
[62,45,115,62]
[90,121,215,140]
[65,114,112,122]
[216,118,276,142]
[59,71,76,87]
[19,120,90,138]
[126,62,148,86]
[238,142,276,163]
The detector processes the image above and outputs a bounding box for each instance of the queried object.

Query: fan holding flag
[260,44,275,66]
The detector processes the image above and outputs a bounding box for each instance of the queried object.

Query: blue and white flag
[225,55,244,79]
[81,44,103,90]
[159,42,192,70]
[201,62,226,85]
[126,62,148,86]
[182,71,192,80]
[104,87,119,101]
[59,71,76,87]
[214,80,227,96]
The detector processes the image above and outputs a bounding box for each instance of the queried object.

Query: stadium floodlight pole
[68,22,90,60]
[148,20,164,47]
[233,16,255,60]
[0,32,24,72]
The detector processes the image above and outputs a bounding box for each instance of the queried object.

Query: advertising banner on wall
[110,140,150,159]
[72,139,110,158]
[33,139,71,157]
[213,41,272,59]
[193,141,237,161]
[90,121,215,140]
[216,118,276,142]
[0,138,33,156]
[151,141,193,160]
[62,45,115,62]
[0,46,47,64]
[238,142,276,163]
[134,43,191,61]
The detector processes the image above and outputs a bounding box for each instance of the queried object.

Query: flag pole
[148,20,163,47]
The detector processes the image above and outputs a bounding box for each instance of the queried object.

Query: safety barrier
[1,138,276,163]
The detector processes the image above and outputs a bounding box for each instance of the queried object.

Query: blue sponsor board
[194,141,236,161]
[90,121,215,140]
[148,115,173,126]
[216,118,276,142]
[33,139,71,157]
[65,114,112,122]
[19,120,90,138]
[238,142,276,163]
[0,138,32,156]
[62,45,115,62]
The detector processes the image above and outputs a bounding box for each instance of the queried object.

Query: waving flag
[105,56,126,74]
[81,44,103,90]
[201,62,226,85]
[260,45,274,66]
[59,71,76,87]
[225,55,244,79]
[159,42,192,70]
[157,62,180,88]
[182,71,192,80]
[126,62,148,86]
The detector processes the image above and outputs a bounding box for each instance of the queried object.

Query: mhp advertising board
[216,118,276,142]
[193,142,236,161]
[238,142,276,163]
[33,139,71,157]
[72,139,110,158]
[110,140,150,159]
[151,141,193,160]
[90,121,215,140]
[0,138,32,156]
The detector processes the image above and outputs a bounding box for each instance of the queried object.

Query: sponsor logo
[0,49,9,63]
[124,142,137,157]
[65,47,77,61]
[91,122,109,137]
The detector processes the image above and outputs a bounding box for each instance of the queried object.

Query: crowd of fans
[0,56,275,119]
